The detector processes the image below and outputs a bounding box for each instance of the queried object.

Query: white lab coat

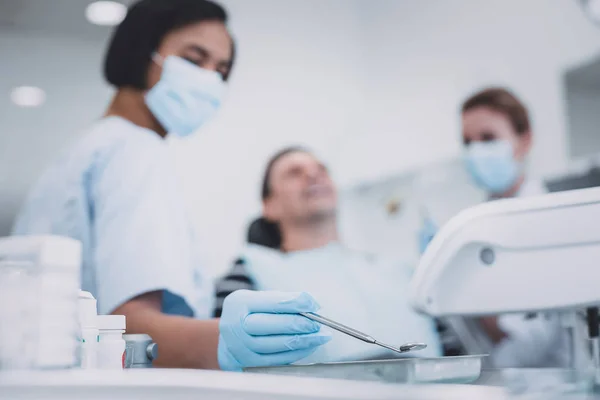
[447,178,570,368]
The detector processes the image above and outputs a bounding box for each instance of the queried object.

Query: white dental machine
[410,186,600,374]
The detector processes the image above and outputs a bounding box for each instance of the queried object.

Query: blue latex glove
[418,216,438,254]
[218,290,332,371]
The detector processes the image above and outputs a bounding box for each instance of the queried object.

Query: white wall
[338,157,487,266]
[0,32,113,236]
[333,0,600,188]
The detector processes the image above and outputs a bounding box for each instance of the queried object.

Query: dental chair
[212,218,281,318]
[246,217,281,249]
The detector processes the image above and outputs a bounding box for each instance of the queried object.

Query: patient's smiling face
[263,151,337,224]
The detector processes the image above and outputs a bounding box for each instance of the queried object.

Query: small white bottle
[78,290,99,369]
[96,315,126,370]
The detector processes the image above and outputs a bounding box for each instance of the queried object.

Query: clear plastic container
[0,251,80,370]
[0,261,39,369]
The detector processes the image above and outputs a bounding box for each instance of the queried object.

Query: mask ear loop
[152,52,165,67]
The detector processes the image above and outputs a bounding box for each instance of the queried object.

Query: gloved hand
[418,216,438,254]
[218,290,332,371]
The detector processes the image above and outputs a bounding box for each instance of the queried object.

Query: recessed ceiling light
[85,1,127,26]
[10,86,46,108]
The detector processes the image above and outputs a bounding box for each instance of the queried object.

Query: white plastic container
[96,315,126,370]
[0,236,81,370]
[0,260,37,369]
[78,291,98,369]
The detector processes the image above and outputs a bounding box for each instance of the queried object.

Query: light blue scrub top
[13,117,214,317]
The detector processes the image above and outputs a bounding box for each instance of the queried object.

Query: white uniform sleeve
[91,138,196,315]
[491,313,568,368]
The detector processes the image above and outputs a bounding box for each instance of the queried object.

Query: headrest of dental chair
[247,217,281,249]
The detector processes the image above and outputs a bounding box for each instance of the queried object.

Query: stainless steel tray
[245,355,486,385]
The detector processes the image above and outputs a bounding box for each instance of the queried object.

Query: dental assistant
[439,87,568,368]
[13,0,330,371]
[462,87,544,200]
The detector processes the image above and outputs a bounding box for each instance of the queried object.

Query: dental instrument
[300,312,427,355]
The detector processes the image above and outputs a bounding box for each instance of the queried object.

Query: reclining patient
[214,147,442,364]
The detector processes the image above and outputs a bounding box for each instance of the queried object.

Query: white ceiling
[0,0,133,40]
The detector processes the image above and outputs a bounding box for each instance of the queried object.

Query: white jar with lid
[96,315,126,370]
[78,290,98,369]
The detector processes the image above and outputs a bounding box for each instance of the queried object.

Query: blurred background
[1,0,600,278]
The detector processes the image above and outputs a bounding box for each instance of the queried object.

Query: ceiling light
[10,86,46,108]
[85,1,127,26]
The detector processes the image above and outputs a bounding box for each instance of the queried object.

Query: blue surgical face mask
[464,140,522,194]
[145,55,226,137]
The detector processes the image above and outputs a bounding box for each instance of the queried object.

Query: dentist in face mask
[461,87,542,199]
[418,88,540,252]
[439,87,567,369]
[13,0,330,371]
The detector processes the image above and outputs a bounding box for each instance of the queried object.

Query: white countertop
[0,368,508,400]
